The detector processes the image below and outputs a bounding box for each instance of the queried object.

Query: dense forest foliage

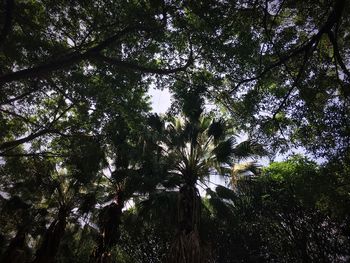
[0,0,349,262]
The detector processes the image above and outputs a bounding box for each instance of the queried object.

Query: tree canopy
[0,0,349,262]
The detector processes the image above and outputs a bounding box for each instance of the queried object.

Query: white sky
[148,87,172,114]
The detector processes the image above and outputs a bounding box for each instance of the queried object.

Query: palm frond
[136,191,178,223]
[147,113,163,133]
[199,116,212,133]
[212,138,234,164]
[215,185,237,200]
[208,119,225,141]
[231,162,261,186]
[232,140,267,160]
[208,195,234,219]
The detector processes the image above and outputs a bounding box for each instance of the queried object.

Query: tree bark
[90,201,123,263]
[1,230,27,263]
[31,207,67,263]
[169,183,203,263]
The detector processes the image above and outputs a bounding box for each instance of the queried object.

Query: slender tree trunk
[90,200,123,263]
[169,183,203,263]
[178,184,200,234]
[1,229,27,263]
[31,206,67,263]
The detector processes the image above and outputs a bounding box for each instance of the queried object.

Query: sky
[148,87,172,114]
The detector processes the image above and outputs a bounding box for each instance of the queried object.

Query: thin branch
[0,151,69,157]
[0,106,77,152]
[92,49,193,75]
[230,0,346,94]
[327,30,350,79]
[0,108,41,127]
[0,84,42,105]
[48,102,76,128]
[46,79,77,104]
[272,50,309,120]
[104,166,115,184]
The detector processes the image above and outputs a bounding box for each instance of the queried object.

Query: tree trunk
[31,206,67,263]
[1,230,27,263]
[169,183,203,263]
[90,201,123,263]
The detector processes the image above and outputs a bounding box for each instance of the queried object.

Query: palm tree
[161,87,265,263]
[89,115,167,263]
[31,135,105,263]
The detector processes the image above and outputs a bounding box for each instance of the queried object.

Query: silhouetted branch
[327,30,350,79]
[230,0,346,94]
[0,128,54,151]
[93,49,193,75]
[272,50,309,120]
[0,108,41,127]
[0,26,137,84]
[0,84,41,105]
[0,102,75,152]
[0,26,192,84]
[0,151,69,157]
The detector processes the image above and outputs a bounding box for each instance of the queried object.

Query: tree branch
[0,24,193,84]
[0,108,41,127]
[0,83,41,105]
[230,0,346,94]
[272,49,309,120]
[0,128,53,151]
[93,49,193,75]
[0,100,76,152]
[327,30,350,79]
[0,151,69,157]
[0,26,138,84]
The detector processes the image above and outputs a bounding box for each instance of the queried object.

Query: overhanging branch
[0,25,193,84]
[327,30,350,79]
[0,128,53,152]
[230,0,346,94]
[0,26,138,84]
[93,49,193,75]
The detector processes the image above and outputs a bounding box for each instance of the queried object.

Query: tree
[0,195,32,263]
[0,132,106,263]
[30,135,105,263]
[0,0,194,160]
[159,85,265,262]
[0,65,152,262]
[205,0,350,159]
[89,112,169,263]
[0,152,58,263]
[1,0,349,159]
[208,156,350,262]
[1,1,349,262]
